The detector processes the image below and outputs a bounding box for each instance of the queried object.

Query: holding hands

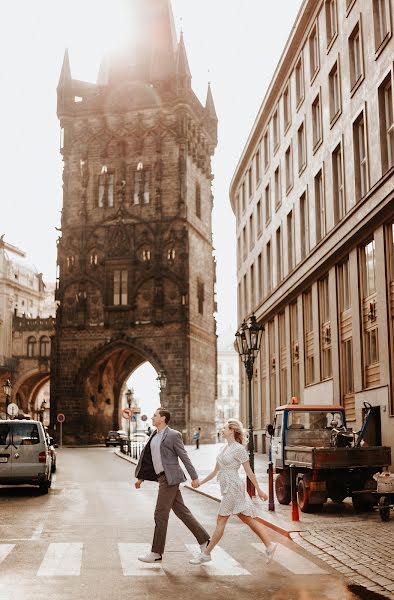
[191,479,200,488]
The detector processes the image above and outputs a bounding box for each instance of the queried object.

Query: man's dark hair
[157,408,171,424]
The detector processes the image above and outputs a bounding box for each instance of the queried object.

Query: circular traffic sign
[7,403,19,417]
[122,408,133,420]
[141,415,148,422]
[57,413,66,423]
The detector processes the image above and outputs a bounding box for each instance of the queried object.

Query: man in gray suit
[135,408,210,563]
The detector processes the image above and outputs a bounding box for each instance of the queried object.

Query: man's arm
[172,432,198,481]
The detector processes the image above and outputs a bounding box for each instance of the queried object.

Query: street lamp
[39,399,47,424]
[235,315,264,497]
[3,379,12,419]
[125,388,133,456]
[156,371,167,404]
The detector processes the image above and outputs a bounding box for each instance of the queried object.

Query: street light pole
[2,379,12,420]
[235,315,264,498]
[126,388,133,456]
[156,371,167,404]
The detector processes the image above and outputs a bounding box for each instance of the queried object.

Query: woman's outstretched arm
[198,462,220,486]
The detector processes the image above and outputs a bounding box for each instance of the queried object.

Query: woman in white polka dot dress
[189,418,277,565]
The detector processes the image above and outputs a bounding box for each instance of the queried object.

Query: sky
[0,0,303,336]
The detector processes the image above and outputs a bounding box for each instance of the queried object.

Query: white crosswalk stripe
[118,543,165,576]
[186,544,250,576]
[252,542,328,574]
[0,545,15,564]
[37,543,83,577]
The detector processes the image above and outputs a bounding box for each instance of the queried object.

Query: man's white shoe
[189,552,212,565]
[138,552,162,563]
[199,540,210,553]
[266,543,277,564]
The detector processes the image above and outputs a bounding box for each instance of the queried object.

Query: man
[193,427,201,450]
[135,408,210,563]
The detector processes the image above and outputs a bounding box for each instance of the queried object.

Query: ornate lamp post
[156,371,167,404]
[125,388,133,456]
[235,315,264,497]
[39,399,47,424]
[3,379,12,420]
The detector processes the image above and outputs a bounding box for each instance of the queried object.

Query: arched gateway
[51,0,218,444]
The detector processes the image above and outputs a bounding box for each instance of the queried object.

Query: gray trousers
[152,474,210,555]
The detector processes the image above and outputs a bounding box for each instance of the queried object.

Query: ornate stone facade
[52,0,218,444]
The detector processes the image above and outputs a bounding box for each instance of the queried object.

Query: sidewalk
[117,443,394,599]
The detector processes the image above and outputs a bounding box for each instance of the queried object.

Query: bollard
[267,461,275,511]
[290,464,300,522]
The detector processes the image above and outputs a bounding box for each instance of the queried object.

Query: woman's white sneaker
[265,543,277,564]
[189,553,212,565]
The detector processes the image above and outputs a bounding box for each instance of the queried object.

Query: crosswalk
[0,541,328,578]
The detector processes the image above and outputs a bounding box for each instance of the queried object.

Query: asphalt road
[0,448,370,600]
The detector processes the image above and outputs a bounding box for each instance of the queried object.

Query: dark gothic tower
[52,0,218,443]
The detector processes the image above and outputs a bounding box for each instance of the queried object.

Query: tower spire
[176,31,191,79]
[57,49,72,90]
[205,82,218,121]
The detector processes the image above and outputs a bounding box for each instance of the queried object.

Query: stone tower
[52,0,218,444]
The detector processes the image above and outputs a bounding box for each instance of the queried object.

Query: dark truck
[267,403,391,512]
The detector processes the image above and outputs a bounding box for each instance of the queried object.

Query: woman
[189,418,277,565]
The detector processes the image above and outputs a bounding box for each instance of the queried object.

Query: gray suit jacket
[135,427,198,486]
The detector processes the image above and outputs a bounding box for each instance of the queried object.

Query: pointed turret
[57,49,72,90]
[176,32,191,80]
[205,83,218,144]
[57,49,73,117]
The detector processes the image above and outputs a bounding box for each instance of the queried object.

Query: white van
[0,420,52,494]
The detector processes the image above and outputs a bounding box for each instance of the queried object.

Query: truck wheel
[275,473,291,505]
[297,479,311,513]
[378,496,390,522]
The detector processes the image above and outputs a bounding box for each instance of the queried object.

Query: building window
[285,144,293,193]
[349,21,364,92]
[342,338,355,394]
[287,210,294,272]
[27,336,36,358]
[290,302,300,399]
[113,269,128,306]
[241,181,246,213]
[273,107,280,152]
[312,91,323,151]
[40,336,50,357]
[66,256,75,270]
[266,240,272,294]
[365,328,379,366]
[90,254,98,266]
[263,129,270,170]
[197,280,205,315]
[250,263,255,309]
[256,198,263,237]
[325,0,338,47]
[332,141,345,224]
[276,226,283,284]
[258,252,263,300]
[265,183,271,224]
[303,290,314,385]
[295,54,305,108]
[249,214,254,250]
[248,167,253,198]
[242,226,247,260]
[309,22,320,80]
[353,109,369,201]
[279,312,287,405]
[196,183,201,219]
[378,74,394,173]
[297,121,307,174]
[373,0,392,51]
[319,277,332,380]
[338,258,351,313]
[255,148,261,185]
[300,192,310,260]
[274,166,281,210]
[329,60,341,123]
[268,320,276,417]
[283,82,291,131]
[133,169,150,205]
[362,239,376,297]
[142,249,151,262]
[167,249,176,261]
[315,169,326,242]
[98,169,114,208]
[243,273,248,314]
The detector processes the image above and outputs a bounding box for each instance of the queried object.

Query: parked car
[0,420,52,494]
[105,430,127,447]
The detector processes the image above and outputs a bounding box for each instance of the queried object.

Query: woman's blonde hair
[227,419,245,444]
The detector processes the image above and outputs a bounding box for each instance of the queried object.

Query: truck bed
[284,445,391,469]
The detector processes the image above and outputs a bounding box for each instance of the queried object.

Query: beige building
[230,0,394,453]
[216,328,240,436]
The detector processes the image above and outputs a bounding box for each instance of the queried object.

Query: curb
[114,450,299,538]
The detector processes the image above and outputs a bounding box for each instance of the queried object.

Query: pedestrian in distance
[146,425,152,437]
[189,418,277,565]
[193,427,201,450]
[135,408,210,563]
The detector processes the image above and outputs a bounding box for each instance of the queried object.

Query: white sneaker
[266,543,277,564]
[199,539,210,553]
[138,552,162,563]
[189,553,212,565]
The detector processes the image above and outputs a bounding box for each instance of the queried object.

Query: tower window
[90,254,98,266]
[142,250,151,262]
[134,169,150,205]
[113,270,128,306]
[67,256,75,270]
[197,280,205,315]
[196,183,201,219]
[167,249,176,261]
[98,170,114,208]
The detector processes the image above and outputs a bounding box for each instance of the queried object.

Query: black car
[105,430,127,447]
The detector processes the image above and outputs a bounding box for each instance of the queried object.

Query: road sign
[57,413,66,423]
[141,415,148,422]
[7,403,19,417]
[122,408,133,420]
